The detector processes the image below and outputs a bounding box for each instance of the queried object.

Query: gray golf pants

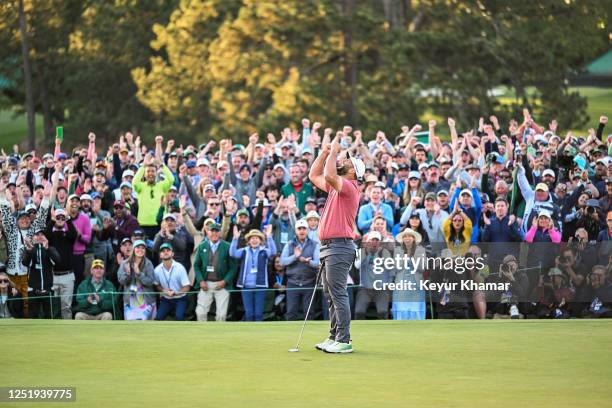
[320,241,355,344]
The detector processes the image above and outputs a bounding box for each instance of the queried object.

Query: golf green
[1,320,611,407]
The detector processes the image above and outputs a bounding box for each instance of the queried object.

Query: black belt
[53,270,72,276]
[321,238,353,246]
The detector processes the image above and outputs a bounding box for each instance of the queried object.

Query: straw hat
[245,229,265,241]
[396,228,422,245]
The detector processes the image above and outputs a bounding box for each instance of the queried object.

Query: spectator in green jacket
[281,163,314,215]
[193,223,236,321]
[133,155,175,239]
[74,259,116,320]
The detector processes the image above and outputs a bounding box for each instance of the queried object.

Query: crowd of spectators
[0,111,611,321]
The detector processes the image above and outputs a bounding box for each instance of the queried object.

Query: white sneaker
[315,338,334,351]
[323,341,353,353]
[510,305,520,319]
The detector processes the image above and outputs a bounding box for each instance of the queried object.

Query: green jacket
[281,181,314,214]
[133,164,174,226]
[74,277,116,317]
[193,240,237,290]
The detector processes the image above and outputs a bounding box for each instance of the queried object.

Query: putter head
[288,348,300,353]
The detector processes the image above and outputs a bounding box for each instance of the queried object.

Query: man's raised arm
[324,134,343,193]
[308,129,332,191]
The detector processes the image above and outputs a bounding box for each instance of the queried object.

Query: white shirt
[154,260,190,299]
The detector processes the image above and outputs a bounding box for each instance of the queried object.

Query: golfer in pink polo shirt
[308,134,365,354]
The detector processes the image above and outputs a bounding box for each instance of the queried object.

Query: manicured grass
[1,319,611,407]
[0,109,43,151]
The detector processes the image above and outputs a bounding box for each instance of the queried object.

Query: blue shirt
[357,202,394,233]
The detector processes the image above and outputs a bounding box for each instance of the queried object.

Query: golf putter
[288,268,322,353]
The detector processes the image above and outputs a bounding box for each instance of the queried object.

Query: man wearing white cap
[280,219,320,321]
[517,161,561,235]
[308,134,364,353]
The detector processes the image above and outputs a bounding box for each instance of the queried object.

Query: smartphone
[56,126,64,142]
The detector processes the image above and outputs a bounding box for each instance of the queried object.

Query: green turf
[1,320,611,408]
[0,109,43,151]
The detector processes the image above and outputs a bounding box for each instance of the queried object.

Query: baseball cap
[349,156,366,179]
[91,259,105,269]
[204,184,216,192]
[113,200,125,208]
[535,183,549,192]
[295,219,308,230]
[542,169,556,178]
[460,189,473,198]
[374,181,386,189]
[208,222,221,231]
[120,181,133,189]
[366,231,382,241]
[186,160,196,169]
[437,189,449,197]
[132,229,145,237]
[55,208,67,217]
[133,240,146,248]
[305,197,317,205]
[538,209,552,219]
[80,194,92,202]
[305,210,320,220]
[424,192,436,201]
[408,171,420,180]
[121,237,132,245]
[25,203,37,213]
[196,158,210,167]
[427,161,440,169]
[163,213,177,221]
[57,153,67,160]
[122,169,134,178]
[237,208,250,217]
[159,243,173,251]
[502,254,517,264]
[68,194,80,202]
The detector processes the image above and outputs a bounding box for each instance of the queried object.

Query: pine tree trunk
[18,0,36,151]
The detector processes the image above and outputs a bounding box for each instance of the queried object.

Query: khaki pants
[9,274,29,317]
[195,282,230,321]
[74,312,113,320]
[53,273,75,320]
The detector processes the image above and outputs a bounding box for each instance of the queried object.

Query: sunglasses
[0,279,9,283]
[209,202,220,206]
[56,216,66,220]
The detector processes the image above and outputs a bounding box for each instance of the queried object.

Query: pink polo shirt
[319,178,360,241]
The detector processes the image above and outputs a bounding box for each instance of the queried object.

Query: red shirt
[319,178,360,240]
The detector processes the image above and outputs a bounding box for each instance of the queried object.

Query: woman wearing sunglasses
[0,271,22,319]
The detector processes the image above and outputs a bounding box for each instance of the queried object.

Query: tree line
[0,0,609,149]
